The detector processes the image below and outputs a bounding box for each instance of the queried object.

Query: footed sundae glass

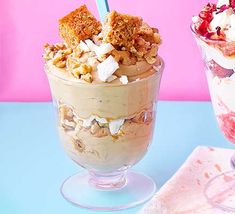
[192,25,235,211]
[45,61,163,211]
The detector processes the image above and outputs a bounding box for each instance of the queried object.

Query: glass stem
[88,170,127,190]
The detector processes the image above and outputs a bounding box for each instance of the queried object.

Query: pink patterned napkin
[140,146,235,214]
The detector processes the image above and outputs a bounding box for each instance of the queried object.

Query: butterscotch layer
[59,118,154,172]
[46,64,161,119]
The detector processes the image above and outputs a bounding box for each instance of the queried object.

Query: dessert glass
[45,60,163,211]
[191,25,235,211]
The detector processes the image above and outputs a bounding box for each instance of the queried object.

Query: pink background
[0,0,216,101]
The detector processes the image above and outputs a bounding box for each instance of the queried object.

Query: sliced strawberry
[196,3,217,36]
[199,11,213,22]
[230,0,235,8]
[209,61,234,78]
[197,20,210,36]
[219,112,235,144]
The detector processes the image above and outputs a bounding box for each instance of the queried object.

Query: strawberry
[196,3,217,36]
[197,20,210,36]
[230,0,235,8]
[219,112,235,144]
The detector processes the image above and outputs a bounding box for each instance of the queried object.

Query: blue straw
[95,0,110,22]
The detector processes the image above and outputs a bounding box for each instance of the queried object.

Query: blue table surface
[0,101,233,214]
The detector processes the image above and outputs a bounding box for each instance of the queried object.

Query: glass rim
[45,57,164,87]
[190,23,232,45]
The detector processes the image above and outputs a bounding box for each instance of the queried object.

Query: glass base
[61,170,156,211]
[205,170,235,212]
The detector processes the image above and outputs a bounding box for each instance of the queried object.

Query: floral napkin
[139,146,235,214]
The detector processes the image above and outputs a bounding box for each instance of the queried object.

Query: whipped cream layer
[208,72,235,113]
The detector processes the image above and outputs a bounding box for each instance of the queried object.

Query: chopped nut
[55,43,66,50]
[79,64,92,74]
[54,60,66,68]
[71,64,92,79]
[132,110,153,124]
[72,138,85,153]
[111,50,135,65]
[64,48,73,55]
[59,105,74,122]
[90,121,110,137]
[144,44,158,64]
[81,73,93,83]
[62,120,76,130]
[73,46,83,58]
[67,57,81,70]
[71,68,80,78]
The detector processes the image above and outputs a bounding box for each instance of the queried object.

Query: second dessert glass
[192,25,235,212]
[45,60,163,211]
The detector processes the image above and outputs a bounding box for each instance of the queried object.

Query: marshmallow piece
[79,41,90,52]
[120,75,128,84]
[83,115,96,127]
[109,119,125,135]
[84,40,114,57]
[85,39,98,52]
[95,43,114,56]
[97,56,119,82]
[217,0,230,7]
[107,75,117,82]
[95,116,108,124]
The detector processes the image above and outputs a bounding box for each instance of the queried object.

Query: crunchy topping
[102,11,161,62]
[80,72,93,83]
[44,5,162,83]
[59,105,76,130]
[102,11,142,50]
[71,64,92,77]
[59,5,101,48]
[111,49,137,65]
[132,110,153,125]
[90,121,110,137]
[44,43,72,68]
